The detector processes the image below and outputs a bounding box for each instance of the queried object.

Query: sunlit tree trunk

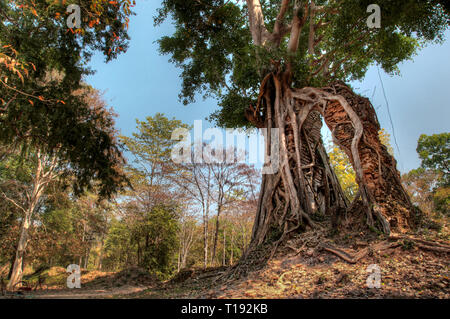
[6,150,57,290]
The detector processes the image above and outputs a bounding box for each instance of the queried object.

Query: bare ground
[3,231,449,299]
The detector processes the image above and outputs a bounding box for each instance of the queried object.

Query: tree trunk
[137,240,141,266]
[98,236,105,271]
[203,215,208,270]
[222,228,226,266]
[84,245,90,269]
[246,71,413,250]
[7,211,32,290]
[6,151,50,290]
[177,237,182,272]
[230,230,234,265]
[211,204,222,265]
[7,246,16,280]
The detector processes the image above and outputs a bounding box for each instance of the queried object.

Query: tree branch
[287,1,308,53]
[246,0,270,46]
[272,0,291,44]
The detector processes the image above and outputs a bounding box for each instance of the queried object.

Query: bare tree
[210,147,260,265]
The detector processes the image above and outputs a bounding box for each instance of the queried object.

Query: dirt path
[20,285,149,299]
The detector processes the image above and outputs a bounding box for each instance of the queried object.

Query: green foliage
[0,1,134,198]
[104,204,180,278]
[433,186,449,215]
[328,128,393,201]
[403,132,450,216]
[103,114,191,277]
[403,167,440,214]
[328,142,358,201]
[121,113,190,177]
[417,133,449,186]
[137,205,179,277]
[156,0,449,128]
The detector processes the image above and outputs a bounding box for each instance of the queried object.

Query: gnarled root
[321,241,402,264]
[322,236,450,264]
[246,70,414,261]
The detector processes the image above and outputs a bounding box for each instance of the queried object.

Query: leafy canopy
[155,0,449,129]
[0,0,135,197]
[417,133,449,186]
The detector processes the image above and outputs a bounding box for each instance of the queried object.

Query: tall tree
[1,147,58,289]
[209,153,260,265]
[0,0,133,199]
[119,114,190,274]
[1,1,134,288]
[1,86,125,290]
[155,1,449,250]
[170,147,214,269]
[404,132,450,215]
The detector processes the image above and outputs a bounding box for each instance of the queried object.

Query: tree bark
[203,212,209,270]
[6,150,51,290]
[223,228,226,266]
[7,210,32,290]
[246,71,413,251]
[211,204,222,265]
[98,236,105,271]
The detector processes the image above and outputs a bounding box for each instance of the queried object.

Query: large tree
[155,0,449,249]
[1,0,134,289]
[0,0,133,198]
[1,86,126,290]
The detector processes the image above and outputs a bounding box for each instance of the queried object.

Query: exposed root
[321,241,402,264]
[244,68,415,271]
[389,235,450,253]
[322,235,450,264]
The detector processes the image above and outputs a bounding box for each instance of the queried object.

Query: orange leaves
[112,32,120,42]
[0,45,29,84]
[15,1,39,18]
[88,18,101,28]
[66,28,84,35]
[26,98,65,106]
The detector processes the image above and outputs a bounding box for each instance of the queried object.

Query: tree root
[321,235,450,264]
[388,235,450,253]
[321,241,401,264]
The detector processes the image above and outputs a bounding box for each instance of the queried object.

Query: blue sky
[86,0,450,174]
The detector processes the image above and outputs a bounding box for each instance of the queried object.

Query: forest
[0,0,449,300]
